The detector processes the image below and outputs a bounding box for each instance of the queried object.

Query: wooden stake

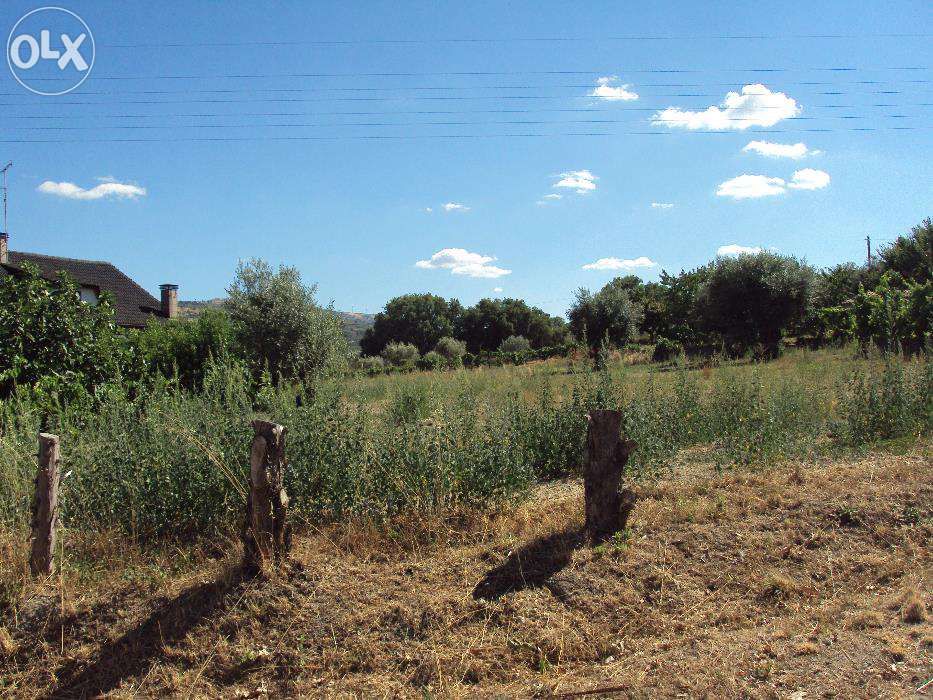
[583,410,637,544]
[242,420,291,570]
[30,433,61,576]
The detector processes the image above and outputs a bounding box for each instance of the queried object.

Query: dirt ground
[2,444,931,699]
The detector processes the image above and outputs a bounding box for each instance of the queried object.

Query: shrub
[225,259,348,382]
[652,337,683,363]
[359,355,386,375]
[434,336,467,366]
[382,342,421,367]
[499,335,531,354]
[133,308,237,388]
[419,351,445,371]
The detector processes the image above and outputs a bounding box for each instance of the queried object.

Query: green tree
[697,252,814,358]
[458,298,565,352]
[225,259,348,382]
[360,293,462,355]
[878,217,932,284]
[812,263,873,309]
[567,279,643,353]
[0,263,131,400]
[651,265,714,347]
[852,271,930,354]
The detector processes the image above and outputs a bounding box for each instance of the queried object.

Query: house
[0,233,178,328]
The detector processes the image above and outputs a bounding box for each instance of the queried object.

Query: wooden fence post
[30,433,61,576]
[242,420,291,570]
[584,410,637,544]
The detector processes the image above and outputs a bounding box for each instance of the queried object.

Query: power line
[1,114,925,132]
[2,83,931,98]
[2,89,927,108]
[21,66,931,82]
[0,125,928,145]
[100,33,933,48]
[3,103,929,120]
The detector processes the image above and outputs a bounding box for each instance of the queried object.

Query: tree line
[0,218,928,405]
[360,217,931,364]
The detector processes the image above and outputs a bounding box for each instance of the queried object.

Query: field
[1,348,931,697]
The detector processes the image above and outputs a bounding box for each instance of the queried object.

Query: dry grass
[1,444,931,698]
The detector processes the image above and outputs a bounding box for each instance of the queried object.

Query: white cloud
[651,202,674,209]
[536,193,564,206]
[553,169,597,194]
[442,202,470,212]
[493,287,503,293]
[589,76,639,101]
[582,256,657,271]
[37,179,147,201]
[743,141,820,159]
[415,248,511,279]
[652,84,801,130]
[542,193,562,200]
[788,168,830,190]
[716,174,787,199]
[424,207,433,212]
[717,244,763,256]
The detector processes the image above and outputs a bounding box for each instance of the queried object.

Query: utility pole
[865,235,872,265]
[0,162,11,240]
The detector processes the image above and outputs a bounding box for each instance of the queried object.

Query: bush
[382,342,421,367]
[419,350,445,371]
[133,309,237,388]
[225,259,348,382]
[358,355,386,375]
[434,336,466,366]
[499,335,531,354]
[652,337,683,363]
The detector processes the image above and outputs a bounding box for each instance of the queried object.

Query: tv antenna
[0,162,11,240]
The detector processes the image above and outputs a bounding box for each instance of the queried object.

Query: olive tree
[698,252,814,358]
[225,259,348,382]
[567,280,643,353]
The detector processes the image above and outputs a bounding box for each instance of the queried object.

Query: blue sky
[1,1,930,315]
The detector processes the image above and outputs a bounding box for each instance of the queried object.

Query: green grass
[0,347,929,541]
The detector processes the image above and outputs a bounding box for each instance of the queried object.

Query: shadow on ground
[472,527,586,601]
[46,566,254,699]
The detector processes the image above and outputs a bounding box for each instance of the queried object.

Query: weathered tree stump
[584,410,637,544]
[30,433,61,576]
[242,420,291,570]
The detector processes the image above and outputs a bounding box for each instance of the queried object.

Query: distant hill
[179,299,375,348]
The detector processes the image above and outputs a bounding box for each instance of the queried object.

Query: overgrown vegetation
[1,349,928,540]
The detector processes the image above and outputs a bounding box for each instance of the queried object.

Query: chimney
[159,283,178,320]
[0,233,7,264]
